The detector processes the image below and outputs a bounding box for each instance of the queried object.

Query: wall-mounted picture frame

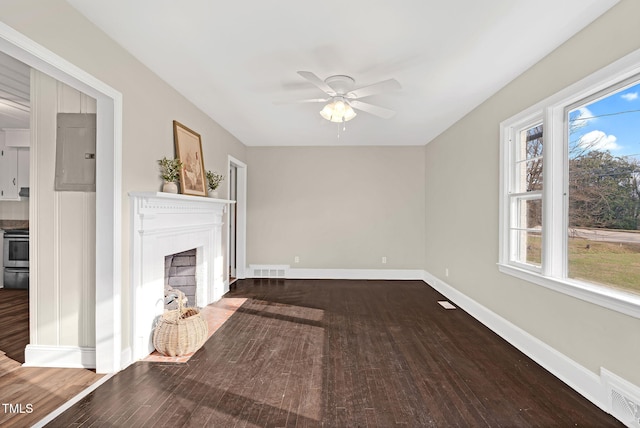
[173,120,207,196]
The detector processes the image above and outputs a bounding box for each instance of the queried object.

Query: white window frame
[502,114,544,273]
[499,48,640,319]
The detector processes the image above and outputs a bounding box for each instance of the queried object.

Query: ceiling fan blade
[350,100,396,119]
[347,78,401,99]
[273,98,330,105]
[297,71,336,96]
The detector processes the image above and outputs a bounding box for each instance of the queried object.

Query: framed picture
[173,120,207,196]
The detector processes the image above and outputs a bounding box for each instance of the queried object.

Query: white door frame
[228,163,237,278]
[227,155,247,279]
[0,22,123,373]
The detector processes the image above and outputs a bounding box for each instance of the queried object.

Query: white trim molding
[227,156,247,280]
[288,268,426,280]
[245,266,425,280]
[23,345,96,369]
[498,263,640,319]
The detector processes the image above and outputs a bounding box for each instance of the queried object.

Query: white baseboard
[23,345,96,369]
[246,265,425,280]
[288,268,425,280]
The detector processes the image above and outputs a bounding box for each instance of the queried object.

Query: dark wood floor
[49,279,622,427]
[0,288,29,363]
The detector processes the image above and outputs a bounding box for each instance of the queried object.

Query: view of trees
[568,116,640,231]
[524,125,543,229]
[569,150,640,230]
[525,125,543,193]
[524,119,640,232]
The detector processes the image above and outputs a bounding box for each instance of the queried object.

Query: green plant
[158,157,183,182]
[206,170,224,191]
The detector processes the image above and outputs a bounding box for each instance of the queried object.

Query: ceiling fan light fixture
[295,71,399,123]
[343,105,357,121]
[319,102,335,121]
[333,99,346,115]
[319,98,356,123]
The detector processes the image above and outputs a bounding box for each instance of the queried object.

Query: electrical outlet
[294,256,300,263]
[382,256,387,264]
[445,268,449,277]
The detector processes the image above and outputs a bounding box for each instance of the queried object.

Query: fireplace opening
[164,249,197,310]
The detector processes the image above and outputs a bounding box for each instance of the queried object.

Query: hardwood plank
[0,352,21,375]
[0,289,29,363]
[0,365,102,427]
[48,279,624,427]
[0,288,104,426]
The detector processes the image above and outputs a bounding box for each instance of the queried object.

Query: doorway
[229,163,237,280]
[0,50,30,364]
[227,156,246,283]
[0,24,122,373]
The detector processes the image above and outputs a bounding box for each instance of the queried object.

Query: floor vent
[249,265,289,279]
[611,389,640,428]
[603,369,640,428]
[437,300,456,310]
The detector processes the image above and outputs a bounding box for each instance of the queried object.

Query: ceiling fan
[290,71,401,123]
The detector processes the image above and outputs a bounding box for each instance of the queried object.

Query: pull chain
[337,119,347,139]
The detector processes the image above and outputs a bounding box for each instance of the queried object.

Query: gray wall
[424,0,640,386]
[247,146,425,269]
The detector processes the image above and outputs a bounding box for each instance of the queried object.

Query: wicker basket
[152,302,208,357]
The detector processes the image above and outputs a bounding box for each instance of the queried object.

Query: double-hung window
[500,52,640,317]
[505,120,543,270]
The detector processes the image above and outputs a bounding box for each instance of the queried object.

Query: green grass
[525,235,640,295]
[568,238,640,294]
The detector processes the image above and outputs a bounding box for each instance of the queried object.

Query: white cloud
[578,130,619,151]
[571,106,595,131]
[621,92,638,101]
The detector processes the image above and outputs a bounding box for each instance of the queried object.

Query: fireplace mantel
[130,191,233,213]
[129,192,234,361]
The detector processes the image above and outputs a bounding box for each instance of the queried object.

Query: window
[566,83,640,294]
[507,121,543,269]
[500,52,640,317]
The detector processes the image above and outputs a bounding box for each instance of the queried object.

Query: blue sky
[568,81,640,162]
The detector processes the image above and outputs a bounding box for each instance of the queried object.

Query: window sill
[497,263,640,319]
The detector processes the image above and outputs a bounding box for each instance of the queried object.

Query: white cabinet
[0,142,18,200]
[0,131,29,200]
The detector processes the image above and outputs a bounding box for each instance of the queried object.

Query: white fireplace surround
[129,192,233,361]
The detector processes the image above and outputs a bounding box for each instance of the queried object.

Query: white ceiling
[0,51,30,130]
[66,0,618,147]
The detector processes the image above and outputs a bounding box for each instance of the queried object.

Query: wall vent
[602,369,640,428]
[249,264,289,279]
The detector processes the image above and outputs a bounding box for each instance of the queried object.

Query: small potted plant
[158,156,183,193]
[205,170,224,198]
